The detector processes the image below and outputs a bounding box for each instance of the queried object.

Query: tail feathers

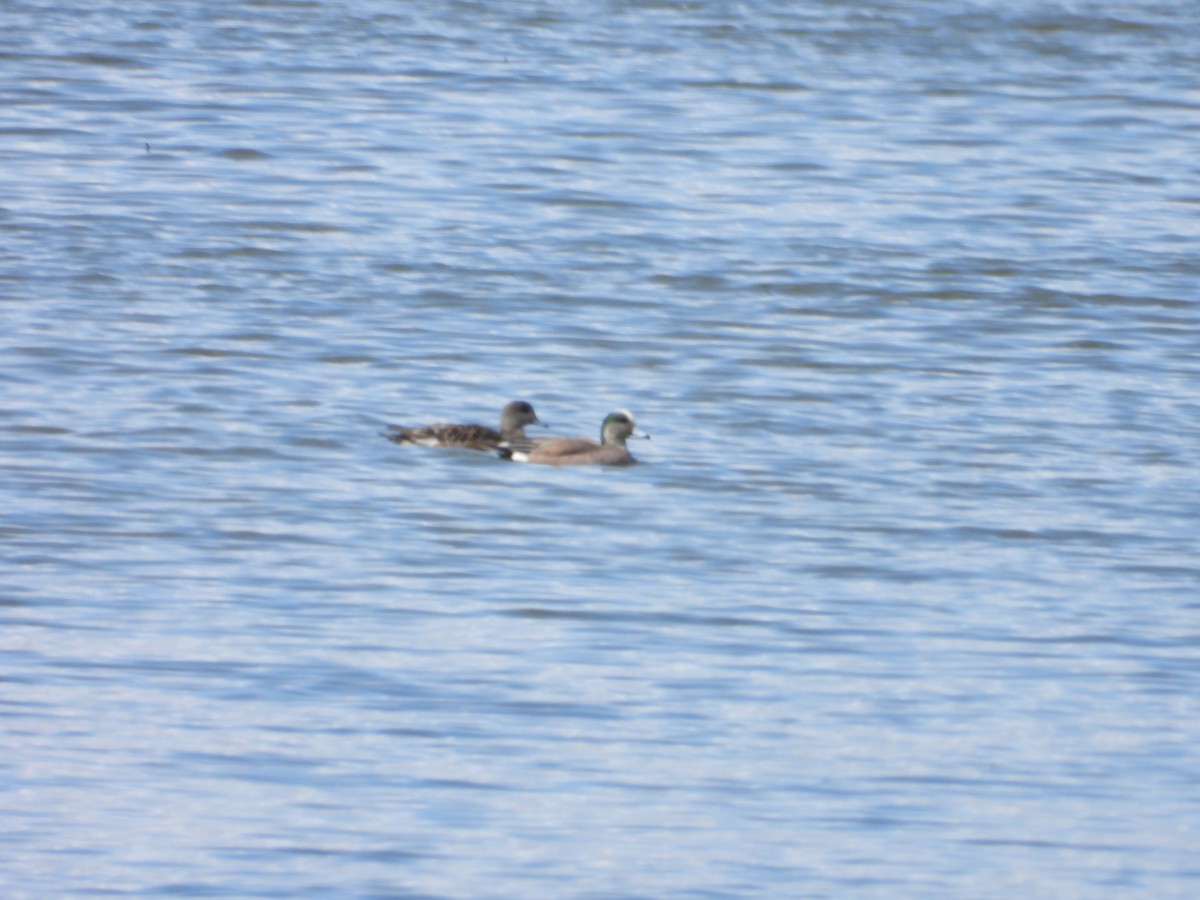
[381,425,418,445]
[495,438,535,462]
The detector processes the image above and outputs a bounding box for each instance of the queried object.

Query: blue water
[3,1,1199,896]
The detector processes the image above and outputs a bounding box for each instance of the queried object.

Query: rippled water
[3,1,1199,896]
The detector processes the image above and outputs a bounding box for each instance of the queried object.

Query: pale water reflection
[2,1,1199,897]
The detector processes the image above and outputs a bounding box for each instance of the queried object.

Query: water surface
[3,1,1199,897]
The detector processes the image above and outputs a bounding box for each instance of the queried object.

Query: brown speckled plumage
[383,400,542,450]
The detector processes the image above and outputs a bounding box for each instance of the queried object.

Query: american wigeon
[498,409,649,466]
[383,400,543,450]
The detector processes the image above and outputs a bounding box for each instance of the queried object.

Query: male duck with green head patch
[498,410,648,466]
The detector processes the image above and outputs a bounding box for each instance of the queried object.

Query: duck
[498,409,648,466]
[383,400,544,451]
